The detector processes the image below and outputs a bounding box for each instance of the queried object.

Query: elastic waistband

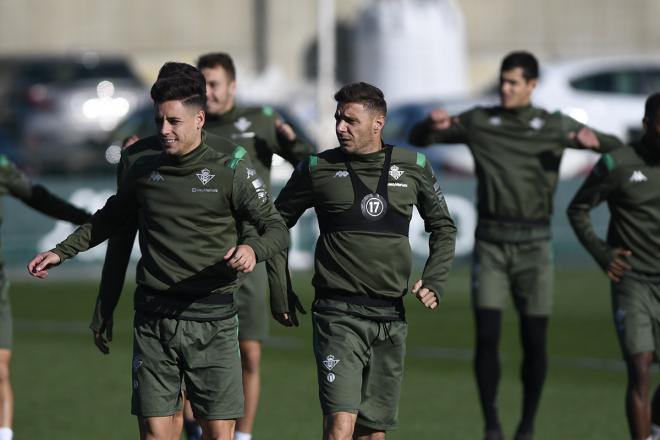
[139,286,234,305]
[315,289,402,308]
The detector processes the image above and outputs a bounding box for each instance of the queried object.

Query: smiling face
[499,67,537,109]
[155,100,205,156]
[335,102,385,155]
[201,65,236,115]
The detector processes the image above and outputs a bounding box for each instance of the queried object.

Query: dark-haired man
[409,51,623,440]
[27,65,289,440]
[268,82,456,439]
[197,52,314,440]
[568,93,660,440]
[0,159,90,440]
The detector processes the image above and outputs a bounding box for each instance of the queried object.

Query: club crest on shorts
[327,372,336,383]
[361,193,387,221]
[132,355,143,372]
[322,354,340,370]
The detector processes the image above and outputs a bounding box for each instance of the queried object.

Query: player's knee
[240,343,261,374]
[627,353,653,388]
[0,362,9,384]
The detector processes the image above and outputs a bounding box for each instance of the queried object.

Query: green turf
[8,268,637,439]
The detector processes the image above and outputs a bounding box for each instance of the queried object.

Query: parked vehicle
[0,53,149,174]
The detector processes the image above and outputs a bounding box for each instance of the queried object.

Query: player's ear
[196,109,205,129]
[373,114,385,134]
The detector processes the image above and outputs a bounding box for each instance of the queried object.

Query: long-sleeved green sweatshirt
[53,140,289,320]
[409,105,622,242]
[268,145,456,318]
[0,155,90,279]
[567,139,660,276]
[205,105,314,189]
[90,132,251,328]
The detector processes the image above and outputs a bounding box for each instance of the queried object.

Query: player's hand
[412,279,439,309]
[224,245,256,273]
[275,118,297,142]
[273,289,307,327]
[427,108,454,131]
[607,248,632,283]
[27,251,61,279]
[122,135,140,149]
[93,318,114,355]
[569,127,600,149]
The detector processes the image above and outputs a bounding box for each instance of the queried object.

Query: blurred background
[2,0,660,269]
[3,2,660,438]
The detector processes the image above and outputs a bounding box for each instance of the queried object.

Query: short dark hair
[157,61,201,81]
[196,52,236,82]
[644,92,660,120]
[150,64,206,110]
[334,82,387,116]
[500,51,539,81]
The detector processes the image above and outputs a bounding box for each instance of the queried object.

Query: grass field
[8,267,640,439]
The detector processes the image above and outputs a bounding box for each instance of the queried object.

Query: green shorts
[236,262,269,341]
[131,312,244,420]
[471,239,554,316]
[611,274,660,359]
[312,308,407,432]
[0,280,11,350]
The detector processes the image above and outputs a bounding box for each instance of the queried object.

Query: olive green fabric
[235,261,269,341]
[131,313,243,419]
[91,132,251,329]
[611,274,660,359]
[205,105,314,189]
[0,155,89,348]
[268,146,456,316]
[568,140,660,275]
[312,307,407,431]
[52,140,289,321]
[410,105,622,242]
[471,239,554,316]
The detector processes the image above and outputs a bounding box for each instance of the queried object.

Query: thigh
[613,277,655,358]
[472,240,511,311]
[511,240,554,316]
[312,310,372,415]
[0,280,11,350]
[359,320,407,432]
[235,262,269,341]
[181,316,243,420]
[131,313,183,417]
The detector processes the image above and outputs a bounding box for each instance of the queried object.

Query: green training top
[268,145,456,318]
[205,105,314,188]
[53,140,289,321]
[567,139,660,276]
[409,105,622,242]
[91,131,251,329]
[0,155,90,278]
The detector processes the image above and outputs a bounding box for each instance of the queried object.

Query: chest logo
[234,117,252,132]
[149,171,165,182]
[389,165,404,180]
[334,170,349,178]
[630,170,648,183]
[489,116,502,126]
[322,355,340,370]
[196,168,215,185]
[529,117,546,130]
[361,193,388,221]
[246,168,256,179]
